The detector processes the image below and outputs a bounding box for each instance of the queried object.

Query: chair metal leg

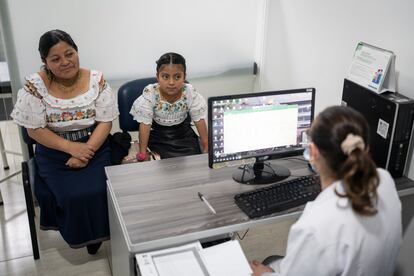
[0,128,9,170]
[22,161,40,259]
[0,169,22,206]
[0,128,6,205]
[0,169,22,183]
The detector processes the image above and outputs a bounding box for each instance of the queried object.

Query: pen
[198,192,217,215]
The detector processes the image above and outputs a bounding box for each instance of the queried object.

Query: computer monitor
[208,88,315,185]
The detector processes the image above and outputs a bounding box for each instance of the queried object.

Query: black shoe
[86,242,102,255]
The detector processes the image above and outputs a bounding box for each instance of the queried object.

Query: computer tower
[342,79,414,178]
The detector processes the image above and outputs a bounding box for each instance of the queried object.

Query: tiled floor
[0,120,294,275]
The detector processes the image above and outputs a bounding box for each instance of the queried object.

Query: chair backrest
[20,127,36,158]
[117,77,157,132]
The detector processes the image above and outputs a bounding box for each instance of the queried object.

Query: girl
[251,106,402,276]
[130,52,208,161]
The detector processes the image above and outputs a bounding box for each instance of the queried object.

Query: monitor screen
[208,88,315,184]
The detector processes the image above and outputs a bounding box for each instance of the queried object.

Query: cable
[282,156,308,163]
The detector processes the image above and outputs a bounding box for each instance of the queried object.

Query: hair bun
[341,133,365,156]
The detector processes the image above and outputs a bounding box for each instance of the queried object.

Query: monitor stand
[233,159,290,185]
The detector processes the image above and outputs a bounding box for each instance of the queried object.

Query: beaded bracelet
[137,152,148,162]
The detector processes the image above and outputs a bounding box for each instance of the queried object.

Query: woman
[11,30,118,254]
[251,106,402,275]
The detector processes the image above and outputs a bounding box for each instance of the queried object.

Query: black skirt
[149,115,201,159]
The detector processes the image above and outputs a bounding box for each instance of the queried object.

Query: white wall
[5,0,259,82]
[261,2,414,274]
[261,0,414,178]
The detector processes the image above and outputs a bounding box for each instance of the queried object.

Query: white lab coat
[264,168,402,276]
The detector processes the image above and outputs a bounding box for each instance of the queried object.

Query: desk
[105,154,414,276]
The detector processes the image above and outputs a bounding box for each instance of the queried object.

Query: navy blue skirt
[34,137,111,248]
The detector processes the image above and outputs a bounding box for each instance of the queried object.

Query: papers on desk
[135,240,252,276]
[201,240,252,276]
[346,42,396,94]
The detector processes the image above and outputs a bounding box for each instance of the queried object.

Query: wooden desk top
[105,153,414,253]
[105,154,311,252]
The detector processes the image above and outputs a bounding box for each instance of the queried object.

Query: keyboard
[234,175,321,218]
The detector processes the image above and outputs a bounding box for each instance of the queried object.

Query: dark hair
[156,52,186,74]
[38,29,78,62]
[309,106,379,216]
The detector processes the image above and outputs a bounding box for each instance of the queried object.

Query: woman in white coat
[251,106,402,276]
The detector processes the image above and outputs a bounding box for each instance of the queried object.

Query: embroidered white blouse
[11,70,119,133]
[129,83,207,126]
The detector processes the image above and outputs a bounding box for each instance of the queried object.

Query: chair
[116,78,157,163]
[117,77,157,133]
[20,127,40,259]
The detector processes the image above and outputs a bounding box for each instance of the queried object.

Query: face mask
[303,144,318,174]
